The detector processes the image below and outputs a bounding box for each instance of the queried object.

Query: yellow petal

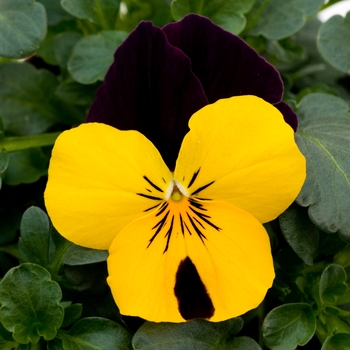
[107,196,274,322]
[45,123,172,249]
[174,95,306,223]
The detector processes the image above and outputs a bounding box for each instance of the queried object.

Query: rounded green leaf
[0,63,83,135]
[279,203,318,266]
[38,0,72,25]
[132,318,243,350]
[295,93,350,242]
[61,317,132,350]
[63,244,108,265]
[320,264,348,304]
[0,149,9,174]
[229,336,262,350]
[262,303,316,350]
[53,32,82,69]
[251,0,324,40]
[171,0,254,34]
[322,333,350,350]
[0,263,64,344]
[317,13,350,74]
[0,0,46,58]
[19,206,50,266]
[60,0,121,29]
[68,30,128,84]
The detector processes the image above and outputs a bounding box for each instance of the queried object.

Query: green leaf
[0,117,4,141]
[317,13,350,74]
[68,30,127,84]
[319,264,348,304]
[60,0,121,29]
[295,93,350,241]
[38,0,72,25]
[61,304,83,328]
[63,244,108,265]
[53,32,82,69]
[171,0,254,34]
[229,336,261,349]
[279,203,318,266]
[250,0,324,40]
[0,0,46,58]
[0,63,83,135]
[322,333,350,350]
[132,318,243,349]
[3,148,48,185]
[262,303,316,350]
[0,149,9,174]
[0,263,64,344]
[18,207,50,266]
[61,317,132,350]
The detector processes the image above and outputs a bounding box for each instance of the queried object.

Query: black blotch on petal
[174,256,214,320]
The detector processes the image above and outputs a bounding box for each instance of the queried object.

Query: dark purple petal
[162,15,283,105]
[275,102,298,131]
[87,21,208,170]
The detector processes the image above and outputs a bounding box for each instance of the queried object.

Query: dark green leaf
[0,263,64,344]
[317,13,350,74]
[61,304,83,328]
[279,203,318,266]
[322,333,350,350]
[55,80,99,106]
[0,0,46,58]
[229,336,261,350]
[68,30,128,84]
[334,245,350,268]
[60,0,121,30]
[18,206,50,266]
[0,63,83,135]
[63,244,108,265]
[61,317,132,350]
[266,38,306,65]
[295,93,350,241]
[47,337,64,350]
[250,0,324,40]
[38,0,72,25]
[171,0,254,34]
[132,318,243,350]
[0,149,9,174]
[0,117,4,141]
[262,303,316,350]
[53,32,82,69]
[3,148,48,185]
[319,264,348,304]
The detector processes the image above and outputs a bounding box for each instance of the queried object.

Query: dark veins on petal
[175,256,215,320]
[87,21,208,169]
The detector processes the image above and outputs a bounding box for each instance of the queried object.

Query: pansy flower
[45,15,306,323]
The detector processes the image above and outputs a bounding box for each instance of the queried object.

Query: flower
[44,15,306,323]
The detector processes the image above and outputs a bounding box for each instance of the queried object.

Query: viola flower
[44,15,306,323]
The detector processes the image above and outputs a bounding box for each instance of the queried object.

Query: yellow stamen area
[170,185,184,202]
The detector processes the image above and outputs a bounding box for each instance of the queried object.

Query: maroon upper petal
[163,15,283,104]
[87,21,208,169]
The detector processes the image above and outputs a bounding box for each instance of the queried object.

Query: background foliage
[0,0,350,349]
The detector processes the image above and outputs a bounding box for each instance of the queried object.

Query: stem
[0,132,61,153]
[321,0,344,11]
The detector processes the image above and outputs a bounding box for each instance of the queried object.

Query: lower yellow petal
[45,123,172,249]
[107,196,274,322]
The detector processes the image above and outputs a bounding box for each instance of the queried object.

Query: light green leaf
[0,0,46,58]
[0,263,64,344]
[63,245,108,265]
[0,63,83,135]
[53,32,82,69]
[295,93,350,241]
[279,203,318,266]
[60,0,121,29]
[317,13,350,74]
[61,317,132,350]
[68,30,128,84]
[251,0,324,40]
[262,303,316,350]
[38,0,72,25]
[319,264,348,304]
[171,0,254,34]
[322,333,350,350]
[132,318,243,350]
[3,148,48,185]
[18,207,50,266]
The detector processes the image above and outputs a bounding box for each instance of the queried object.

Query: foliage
[0,0,350,349]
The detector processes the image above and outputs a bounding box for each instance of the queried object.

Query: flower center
[171,185,183,202]
[165,179,189,201]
